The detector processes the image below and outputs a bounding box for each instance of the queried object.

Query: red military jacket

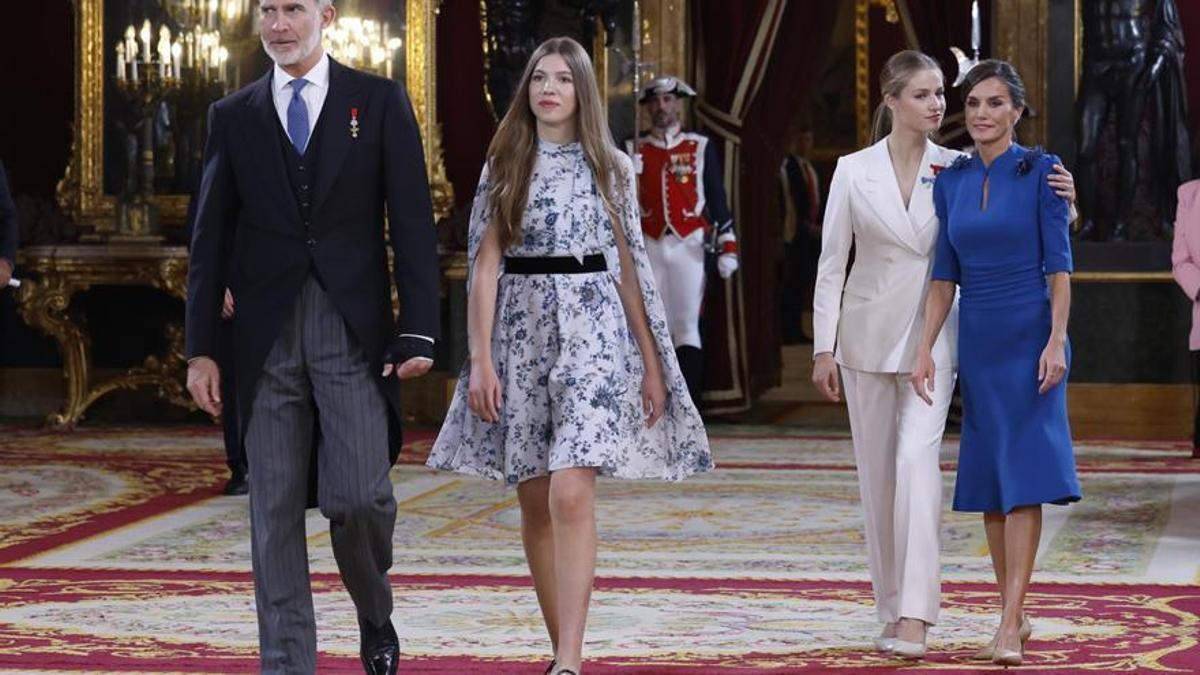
[626,127,735,252]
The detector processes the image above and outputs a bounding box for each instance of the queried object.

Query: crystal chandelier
[323,17,403,79]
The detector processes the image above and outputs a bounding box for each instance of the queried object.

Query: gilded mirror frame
[57,0,452,228]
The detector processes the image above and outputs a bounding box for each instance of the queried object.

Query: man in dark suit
[0,160,17,289]
[778,126,821,344]
[185,1,439,672]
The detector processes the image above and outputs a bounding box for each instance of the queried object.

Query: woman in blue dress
[910,60,1081,667]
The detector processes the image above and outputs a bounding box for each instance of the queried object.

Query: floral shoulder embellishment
[948,154,973,172]
[1016,146,1046,176]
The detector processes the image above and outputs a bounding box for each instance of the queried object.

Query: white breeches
[840,366,956,625]
[644,229,706,349]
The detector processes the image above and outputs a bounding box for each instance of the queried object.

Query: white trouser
[644,229,706,349]
[840,366,955,625]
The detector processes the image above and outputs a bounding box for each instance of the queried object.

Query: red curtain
[692,0,839,412]
[436,1,498,210]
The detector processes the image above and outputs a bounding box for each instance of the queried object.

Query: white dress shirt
[272,53,330,142]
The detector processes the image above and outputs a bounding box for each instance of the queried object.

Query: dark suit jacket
[185,59,440,462]
[0,161,17,267]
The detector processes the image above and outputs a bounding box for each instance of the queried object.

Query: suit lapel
[243,71,301,225]
[311,60,360,216]
[908,140,938,233]
[862,139,922,253]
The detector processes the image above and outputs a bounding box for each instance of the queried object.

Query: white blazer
[812,138,962,373]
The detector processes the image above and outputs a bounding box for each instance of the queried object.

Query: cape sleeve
[465,162,501,293]
[610,151,713,472]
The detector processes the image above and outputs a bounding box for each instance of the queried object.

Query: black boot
[675,346,704,409]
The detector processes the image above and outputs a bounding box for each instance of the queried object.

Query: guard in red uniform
[625,76,738,407]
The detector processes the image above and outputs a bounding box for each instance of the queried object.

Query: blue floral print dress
[427,139,713,485]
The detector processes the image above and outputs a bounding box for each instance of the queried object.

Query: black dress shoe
[360,642,399,675]
[360,618,399,675]
[222,470,248,496]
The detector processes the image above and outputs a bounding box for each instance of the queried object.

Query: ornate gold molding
[15,245,194,427]
[407,0,455,220]
[855,0,870,147]
[992,0,1049,147]
[58,1,192,228]
[638,0,689,84]
[1071,271,1174,283]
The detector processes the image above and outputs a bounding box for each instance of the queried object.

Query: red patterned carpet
[0,425,1197,673]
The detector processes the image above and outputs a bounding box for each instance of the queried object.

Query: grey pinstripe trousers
[245,276,396,674]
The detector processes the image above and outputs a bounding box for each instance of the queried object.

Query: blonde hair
[871,50,943,143]
[486,37,623,250]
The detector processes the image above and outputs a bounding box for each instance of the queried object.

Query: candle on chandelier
[124,26,137,66]
[116,42,126,81]
[140,20,152,62]
[172,42,183,80]
[219,47,229,85]
[158,26,172,77]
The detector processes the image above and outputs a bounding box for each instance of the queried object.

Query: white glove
[717,253,739,279]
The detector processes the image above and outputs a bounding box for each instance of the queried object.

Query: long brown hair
[486,37,624,250]
[871,50,942,143]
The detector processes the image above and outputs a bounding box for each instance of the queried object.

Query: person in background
[0,160,18,290]
[625,76,739,407]
[184,195,248,496]
[779,124,821,343]
[1171,178,1200,458]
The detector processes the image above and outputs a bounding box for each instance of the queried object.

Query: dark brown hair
[960,59,1027,110]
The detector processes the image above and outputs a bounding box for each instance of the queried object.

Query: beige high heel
[890,618,929,659]
[970,614,1031,661]
[873,623,897,653]
[993,645,1023,667]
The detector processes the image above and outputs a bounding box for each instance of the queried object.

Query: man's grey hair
[259,0,334,6]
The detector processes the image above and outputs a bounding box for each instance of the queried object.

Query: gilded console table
[14,245,194,427]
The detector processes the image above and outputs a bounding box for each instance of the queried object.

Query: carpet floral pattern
[0,425,1197,673]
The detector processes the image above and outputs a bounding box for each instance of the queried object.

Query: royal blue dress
[932,144,1082,514]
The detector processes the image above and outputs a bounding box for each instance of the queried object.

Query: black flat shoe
[222,470,248,495]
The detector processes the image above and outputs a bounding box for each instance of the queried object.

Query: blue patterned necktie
[287,78,310,154]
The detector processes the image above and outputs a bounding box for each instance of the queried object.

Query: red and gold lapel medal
[350,107,360,139]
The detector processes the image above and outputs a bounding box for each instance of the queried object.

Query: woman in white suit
[811,50,1076,658]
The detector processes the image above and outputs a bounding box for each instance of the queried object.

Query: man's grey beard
[262,28,323,66]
